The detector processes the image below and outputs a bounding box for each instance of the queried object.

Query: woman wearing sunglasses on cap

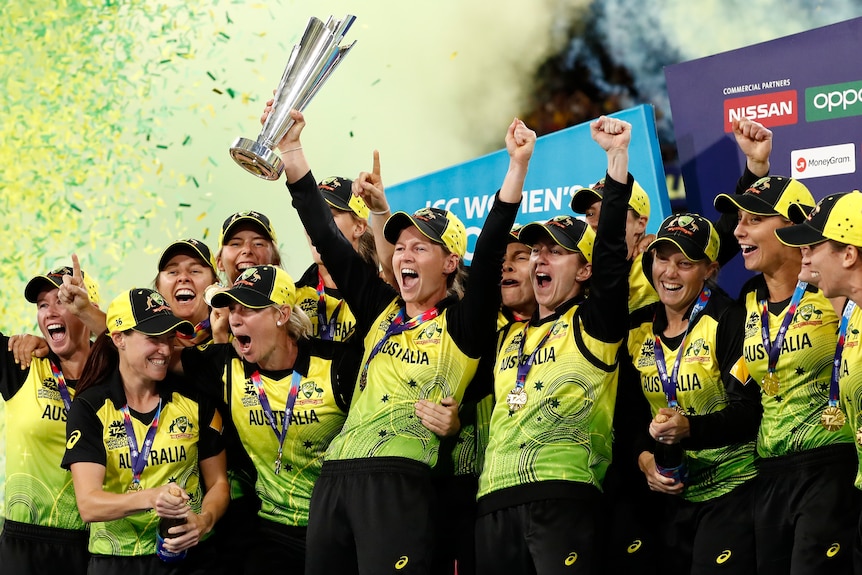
[264,103,531,574]
[176,264,360,570]
[0,263,101,575]
[62,288,229,575]
[712,126,858,575]
[627,214,761,574]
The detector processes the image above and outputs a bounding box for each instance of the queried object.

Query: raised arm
[353,150,395,287]
[581,116,633,343]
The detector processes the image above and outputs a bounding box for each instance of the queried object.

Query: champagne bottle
[156,484,187,563]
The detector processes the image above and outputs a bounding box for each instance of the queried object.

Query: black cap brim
[714,193,779,216]
[158,241,215,274]
[383,212,442,247]
[519,223,578,252]
[774,222,829,248]
[134,315,194,337]
[647,237,708,262]
[210,287,274,309]
[321,191,353,213]
[570,189,603,214]
[24,276,63,303]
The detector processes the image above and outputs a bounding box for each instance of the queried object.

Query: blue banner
[387,105,670,261]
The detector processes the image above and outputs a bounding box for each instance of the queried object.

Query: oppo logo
[806,81,862,121]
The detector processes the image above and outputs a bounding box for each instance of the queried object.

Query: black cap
[714,176,814,219]
[519,215,595,262]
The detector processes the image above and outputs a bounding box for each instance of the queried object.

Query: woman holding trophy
[259,100,531,573]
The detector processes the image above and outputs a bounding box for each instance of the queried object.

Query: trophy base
[229,138,284,181]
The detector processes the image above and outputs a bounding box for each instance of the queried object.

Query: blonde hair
[286,304,313,341]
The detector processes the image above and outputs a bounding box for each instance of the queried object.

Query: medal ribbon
[653,288,711,410]
[250,369,303,472]
[513,321,557,391]
[316,273,343,341]
[830,300,856,407]
[759,281,807,377]
[49,361,73,414]
[176,318,211,341]
[121,399,163,489]
[359,306,440,390]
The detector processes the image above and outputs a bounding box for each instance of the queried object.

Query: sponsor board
[806,80,862,122]
[723,90,798,132]
[791,143,856,179]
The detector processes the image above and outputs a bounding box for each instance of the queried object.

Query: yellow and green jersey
[739,276,853,457]
[61,371,223,556]
[628,252,658,313]
[627,290,759,502]
[182,339,355,526]
[836,303,862,490]
[0,337,85,531]
[479,301,621,498]
[296,264,358,343]
[326,298,478,466]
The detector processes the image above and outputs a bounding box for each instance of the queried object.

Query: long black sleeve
[683,298,763,450]
[715,166,764,267]
[581,172,633,343]
[286,171,398,335]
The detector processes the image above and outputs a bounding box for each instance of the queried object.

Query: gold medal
[274,458,282,475]
[761,372,780,396]
[359,370,368,391]
[506,388,528,411]
[673,404,687,416]
[821,405,846,432]
[127,481,142,493]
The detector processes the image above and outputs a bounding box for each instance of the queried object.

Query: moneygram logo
[790,143,856,180]
[806,81,862,121]
[723,90,798,132]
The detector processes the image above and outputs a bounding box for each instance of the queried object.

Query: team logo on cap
[146,291,171,314]
[665,215,699,237]
[547,215,575,228]
[47,266,70,278]
[319,176,345,191]
[748,179,771,194]
[413,207,438,222]
[806,202,823,221]
[231,210,263,223]
[235,268,262,287]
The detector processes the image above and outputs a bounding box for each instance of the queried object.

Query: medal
[359,370,368,391]
[274,457,282,475]
[761,371,780,396]
[127,481,142,493]
[821,405,846,432]
[673,404,687,416]
[506,387,528,411]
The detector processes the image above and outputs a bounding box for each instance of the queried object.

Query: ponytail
[76,332,120,396]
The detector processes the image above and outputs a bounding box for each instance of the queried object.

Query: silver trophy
[230,14,357,180]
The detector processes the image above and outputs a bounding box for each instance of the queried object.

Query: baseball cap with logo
[646,213,720,263]
[519,215,596,263]
[158,238,218,276]
[714,176,815,219]
[384,207,467,258]
[570,178,651,217]
[25,266,101,305]
[775,191,862,248]
[507,223,525,244]
[318,176,369,220]
[219,211,278,249]
[210,265,296,309]
[106,288,193,336]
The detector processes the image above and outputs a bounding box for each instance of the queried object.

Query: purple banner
[666,17,862,292]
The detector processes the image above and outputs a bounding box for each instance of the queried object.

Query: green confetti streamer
[206,71,216,81]
[226,88,235,98]
[179,202,191,207]
[213,88,223,95]
[182,135,191,146]
[156,144,168,149]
